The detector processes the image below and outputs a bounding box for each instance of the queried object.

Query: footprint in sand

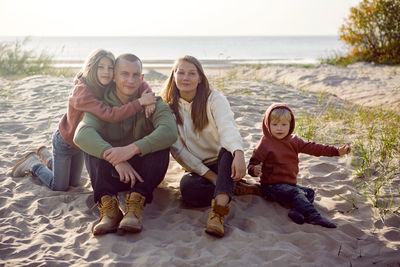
[309,162,338,174]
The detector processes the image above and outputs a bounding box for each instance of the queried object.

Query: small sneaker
[306,214,337,228]
[288,209,304,224]
[36,146,52,168]
[11,152,41,177]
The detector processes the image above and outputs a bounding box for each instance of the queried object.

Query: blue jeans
[85,148,170,204]
[261,183,319,218]
[179,148,236,207]
[31,129,84,191]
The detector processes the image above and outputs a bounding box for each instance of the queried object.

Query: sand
[1,63,399,266]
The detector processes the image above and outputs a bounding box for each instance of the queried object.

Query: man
[74,53,177,235]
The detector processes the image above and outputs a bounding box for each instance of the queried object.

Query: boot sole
[118,225,142,233]
[93,227,118,236]
[205,228,224,238]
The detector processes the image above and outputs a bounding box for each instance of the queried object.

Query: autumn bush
[338,0,400,65]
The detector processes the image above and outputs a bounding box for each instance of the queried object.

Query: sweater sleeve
[69,82,143,123]
[295,136,340,157]
[133,99,178,156]
[73,112,112,159]
[210,92,243,154]
[170,137,210,176]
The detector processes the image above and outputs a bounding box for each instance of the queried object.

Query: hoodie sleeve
[68,81,143,123]
[247,138,265,177]
[295,136,340,157]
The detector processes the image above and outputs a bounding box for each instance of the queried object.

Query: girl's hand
[139,92,156,106]
[338,145,351,156]
[144,104,156,118]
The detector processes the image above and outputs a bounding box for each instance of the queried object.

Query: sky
[1,0,361,36]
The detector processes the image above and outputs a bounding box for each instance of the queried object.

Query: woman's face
[97,57,114,86]
[174,60,201,99]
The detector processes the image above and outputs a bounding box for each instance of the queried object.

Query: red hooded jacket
[248,103,339,185]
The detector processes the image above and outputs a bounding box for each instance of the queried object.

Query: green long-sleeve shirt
[73,88,177,159]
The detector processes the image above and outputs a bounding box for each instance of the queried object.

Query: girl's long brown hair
[161,55,211,132]
[81,48,115,99]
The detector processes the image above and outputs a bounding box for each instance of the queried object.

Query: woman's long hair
[161,55,210,132]
[81,48,115,99]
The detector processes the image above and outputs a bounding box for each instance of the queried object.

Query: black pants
[261,183,319,218]
[179,148,236,207]
[85,148,170,204]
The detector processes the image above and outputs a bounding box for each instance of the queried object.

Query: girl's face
[97,57,114,86]
[174,60,201,101]
[270,117,290,139]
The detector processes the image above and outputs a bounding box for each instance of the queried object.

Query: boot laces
[97,199,115,218]
[125,197,143,217]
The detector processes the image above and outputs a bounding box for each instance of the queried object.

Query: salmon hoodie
[247,103,339,185]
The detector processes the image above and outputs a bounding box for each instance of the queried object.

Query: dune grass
[296,102,400,216]
[0,38,75,78]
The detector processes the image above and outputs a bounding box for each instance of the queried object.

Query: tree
[339,0,400,64]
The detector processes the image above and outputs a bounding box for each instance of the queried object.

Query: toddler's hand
[254,162,263,177]
[338,145,351,156]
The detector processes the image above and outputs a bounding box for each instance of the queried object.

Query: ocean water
[0,36,347,67]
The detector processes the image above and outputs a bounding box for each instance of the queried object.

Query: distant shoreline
[54,58,319,71]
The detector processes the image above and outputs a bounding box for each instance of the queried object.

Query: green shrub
[339,0,400,65]
[0,37,53,77]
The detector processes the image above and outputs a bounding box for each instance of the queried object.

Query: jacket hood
[262,103,295,139]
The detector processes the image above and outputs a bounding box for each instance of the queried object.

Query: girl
[11,48,156,191]
[161,55,246,237]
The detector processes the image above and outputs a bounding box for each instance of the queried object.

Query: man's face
[113,58,143,100]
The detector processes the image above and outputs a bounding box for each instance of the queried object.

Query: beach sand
[1,63,399,266]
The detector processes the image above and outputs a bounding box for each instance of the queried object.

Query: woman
[162,55,247,237]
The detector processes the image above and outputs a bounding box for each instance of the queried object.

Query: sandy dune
[0,64,399,266]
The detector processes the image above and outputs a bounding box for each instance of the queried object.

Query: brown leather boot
[118,192,145,233]
[205,199,230,237]
[234,179,263,196]
[93,195,123,235]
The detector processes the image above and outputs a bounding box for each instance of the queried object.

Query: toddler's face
[270,118,290,139]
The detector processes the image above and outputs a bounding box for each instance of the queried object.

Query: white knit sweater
[171,89,243,176]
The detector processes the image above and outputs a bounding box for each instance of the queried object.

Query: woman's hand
[203,170,218,185]
[231,150,246,181]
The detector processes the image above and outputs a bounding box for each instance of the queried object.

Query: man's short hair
[115,53,142,71]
